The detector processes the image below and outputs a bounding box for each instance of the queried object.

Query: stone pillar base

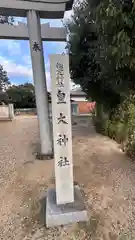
[0,118,12,121]
[36,153,53,160]
[46,185,88,227]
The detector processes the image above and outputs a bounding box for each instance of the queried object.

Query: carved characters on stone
[33,41,41,52]
[58,157,70,167]
[57,134,68,146]
[57,112,68,124]
[56,62,64,86]
[57,89,66,104]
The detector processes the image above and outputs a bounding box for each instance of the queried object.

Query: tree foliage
[66,6,100,102]
[0,16,14,25]
[66,0,135,156]
[0,65,10,92]
[95,0,135,95]
[7,83,36,108]
[6,83,51,108]
[66,0,135,112]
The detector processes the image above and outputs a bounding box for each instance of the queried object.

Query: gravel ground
[0,116,135,239]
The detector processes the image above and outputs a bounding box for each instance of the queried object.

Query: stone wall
[0,104,14,120]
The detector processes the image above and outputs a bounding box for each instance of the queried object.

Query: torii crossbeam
[0,0,73,18]
[0,22,66,41]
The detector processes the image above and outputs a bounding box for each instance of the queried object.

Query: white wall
[71,96,87,102]
[0,104,14,120]
[0,106,9,119]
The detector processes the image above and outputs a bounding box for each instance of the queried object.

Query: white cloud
[0,40,21,56]
[41,19,63,27]
[11,82,19,86]
[43,42,66,54]
[15,17,27,24]
[7,41,21,56]
[22,55,32,66]
[0,56,32,78]
[64,10,73,20]
[0,56,51,89]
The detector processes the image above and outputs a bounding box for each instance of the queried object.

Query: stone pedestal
[46,186,88,227]
[0,105,14,121]
[8,104,14,119]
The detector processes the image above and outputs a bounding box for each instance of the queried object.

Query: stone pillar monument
[50,54,74,205]
[46,54,88,227]
[27,10,53,157]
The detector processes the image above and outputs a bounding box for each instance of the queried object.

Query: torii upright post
[27,10,52,157]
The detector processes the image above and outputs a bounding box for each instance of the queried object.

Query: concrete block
[46,185,88,227]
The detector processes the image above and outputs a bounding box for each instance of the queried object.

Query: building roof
[70,89,86,97]
[48,89,86,99]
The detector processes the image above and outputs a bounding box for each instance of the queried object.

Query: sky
[0,10,76,91]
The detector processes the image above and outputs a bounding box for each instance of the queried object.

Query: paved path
[0,116,135,239]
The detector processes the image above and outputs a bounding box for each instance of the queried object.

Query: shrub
[125,103,135,157]
[107,121,128,143]
[94,95,135,158]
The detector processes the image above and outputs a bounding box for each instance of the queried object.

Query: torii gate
[0,0,73,158]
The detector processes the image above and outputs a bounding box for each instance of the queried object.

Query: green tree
[6,83,51,108]
[66,1,117,112]
[66,0,135,156]
[66,4,99,100]
[66,0,135,113]
[95,0,135,95]
[0,65,10,92]
[7,83,36,108]
[0,16,14,25]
